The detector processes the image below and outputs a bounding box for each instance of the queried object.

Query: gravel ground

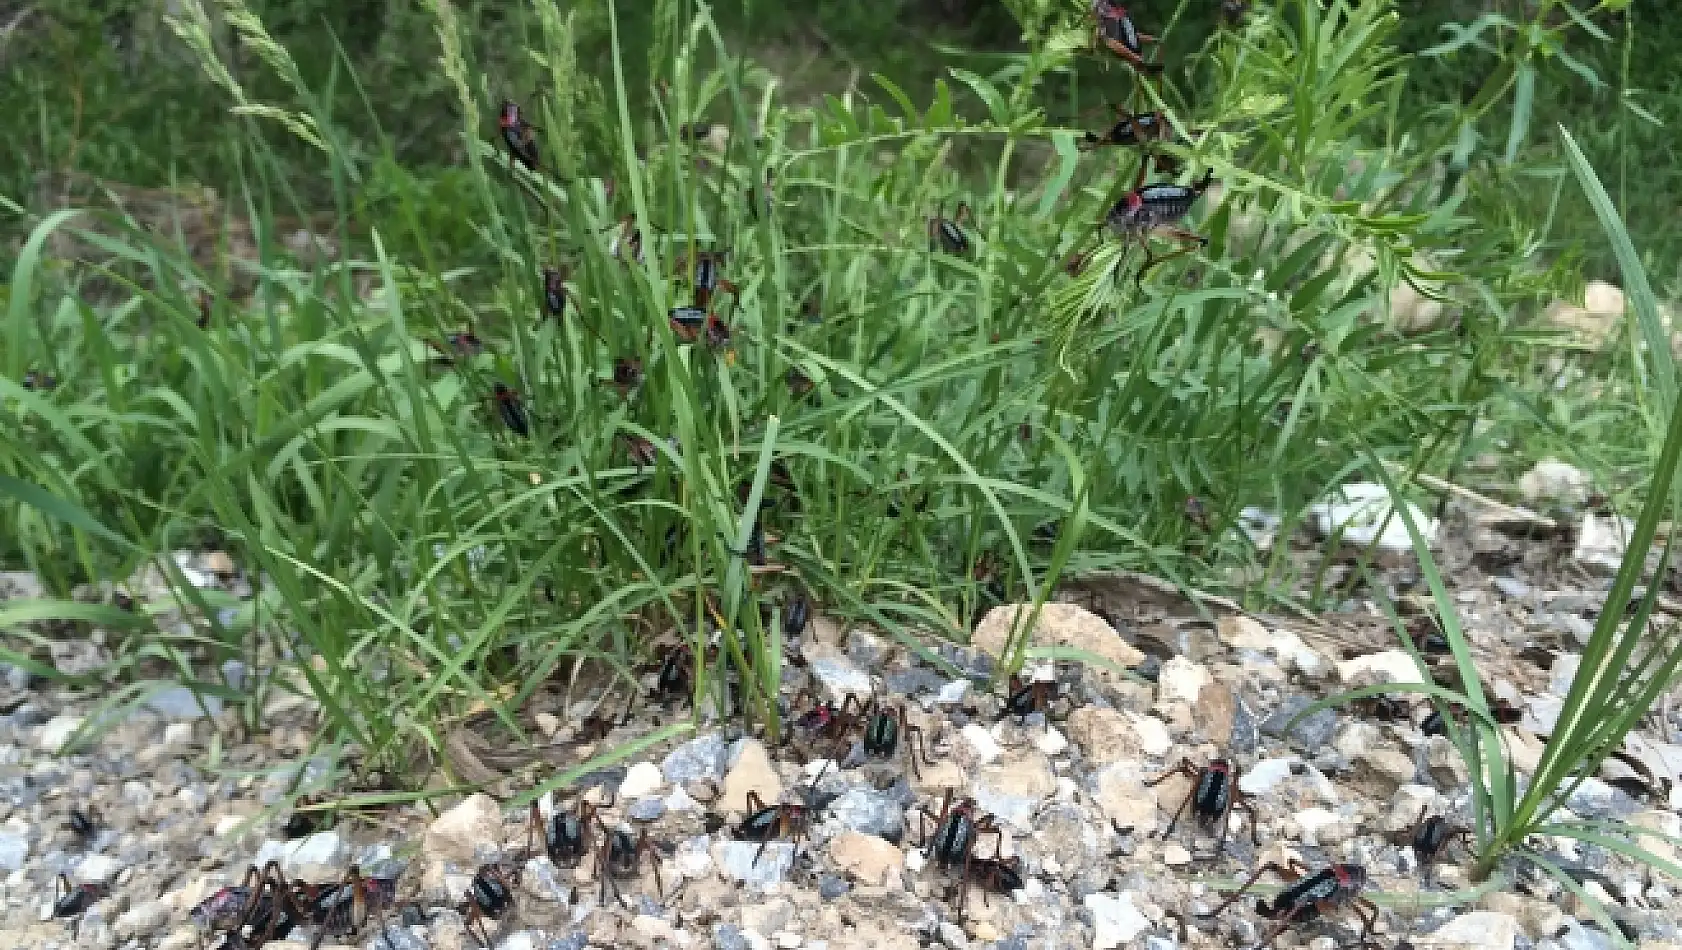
[6,486,1682,950]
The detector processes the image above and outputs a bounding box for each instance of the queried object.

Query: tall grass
[0,0,1597,787]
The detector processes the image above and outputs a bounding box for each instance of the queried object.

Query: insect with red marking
[1078,165,1215,287]
[498,98,542,173]
[488,383,531,438]
[913,789,1007,916]
[1079,106,1181,172]
[737,789,817,866]
[603,357,643,396]
[1091,0,1162,75]
[677,250,738,310]
[668,306,735,362]
[53,874,108,935]
[426,330,485,365]
[929,203,974,255]
[1197,861,1384,949]
[1146,757,1259,857]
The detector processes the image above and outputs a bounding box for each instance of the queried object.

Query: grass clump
[0,0,1666,825]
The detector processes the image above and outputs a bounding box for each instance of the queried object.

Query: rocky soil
[5,472,1682,950]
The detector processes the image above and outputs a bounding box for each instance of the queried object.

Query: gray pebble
[714,922,749,950]
[365,925,429,950]
[662,733,730,784]
[141,686,222,719]
[628,796,666,821]
[0,831,28,871]
[828,788,905,841]
[819,874,851,901]
[547,933,589,950]
[1261,695,1339,750]
[1493,576,1532,599]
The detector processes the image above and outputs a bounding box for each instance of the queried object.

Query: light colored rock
[1094,763,1159,831]
[1425,736,1471,787]
[1293,807,1353,846]
[1384,785,1440,834]
[73,854,123,886]
[972,603,1144,680]
[1309,482,1438,553]
[1482,892,1565,939]
[829,831,904,885]
[534,713,561,739]
[912,758,968,796]
[1162,844,1191,867]
[620,761,666,799]
[975,752,1056,828]
[424,794,505,865]
[1086,891,1149,949]
[713,840,793,886]
[806,643,873,703]
[1131,713,1172,757]
[1356,748,1418,794]
[1575,511,1635,574]
[1391,279,1447,332]
[38,715,84,753]
[1542,281,1624,348]
[1157,657,1209,704]
[1034,726,1069,757]
[722,739,784,813]
[1239,757,1296,797]
[1194,681,1237,747]
[632,915,675,944]
[1631,810,1681,876]
[0,832,29,871]
[1337,650,1426,687]
[1414,911,1518,950]
[957,724,1002,768]
[253,831,349,881]
[1066,707,1143,765]
[1504,728,1545,774]
[1519,459,1592,507]
[116,900,173,938]
[163,722,194,747]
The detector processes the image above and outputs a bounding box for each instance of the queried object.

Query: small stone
[1194,681,1238,748]
[973,922,1000,943]
[255,830,349,880]
[1239,757,1296,797]
[1310,482,1439,553]
[1158,657,1209,704]
[818,874,851,901]
[806,645,873,702]
[628,797,666,822]
[143,686,224,718]
[722,738,783,812]
[715,924,750,950]
[424,794,505,865]
[830,830,904,884]
[935,680,971,705]
[972,603,1145,681]
[1034,726,1070,757]
[1575,512,1634,575]
[829,789,905,840]
[0,832,28,871]
[1519,459,1592,506]
[662,732,730,784]
[1261,696,1338,750]
[1337,651,1426,687]
[772,932,802,950]
[1483,893,1565,939]
[534,713,561,739]
[164,722,194,747]
[38,714,84,753]
[1162,844,1191,867]
[74,854,123,885]
[958,724,1003,767]
[1493,577,1532,600]
[619,761,665,799]
[714,840,794,886]
[1131,714,1172,756]
[116,900,173,938]
[1412,911,1520,950]
[1094,763,1159,831]
[632,916,675,943]
[938,921,969,949]
[1293,808,1353,846]
[976,753,1057,828]
[1086,891,1149,949]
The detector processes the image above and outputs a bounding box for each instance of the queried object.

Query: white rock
[116,900,173,938]
[1309,482,1438,553]
[1414,910,1519,950]
[0,832,28,871]
[1385,785,1441,833]
[424,793,505,865]
[1518,459,1592,507]
[163,722,194,747]
[1157,657,1209,704]
[805,644,872,703]
[935,680,971,705]
[666,784,701,813]
[1293,808,1351,846]
[959,724,1003,766]
[1085,891,1150,949]
[713,840,794,886]
[632,916,676,943]
[1128,713,1172,757]
[721,739,784,813]
[253,831,348,880]
[1239,758,1296,796]
[1162,844,1191,867]
[619,762,666,799]
[1337,650,1426,687]
[73,854,123,885]
[1574,511,1634,574]
[1034,727,1069,757]
[213,814,249,837]
[38,715,84,753]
